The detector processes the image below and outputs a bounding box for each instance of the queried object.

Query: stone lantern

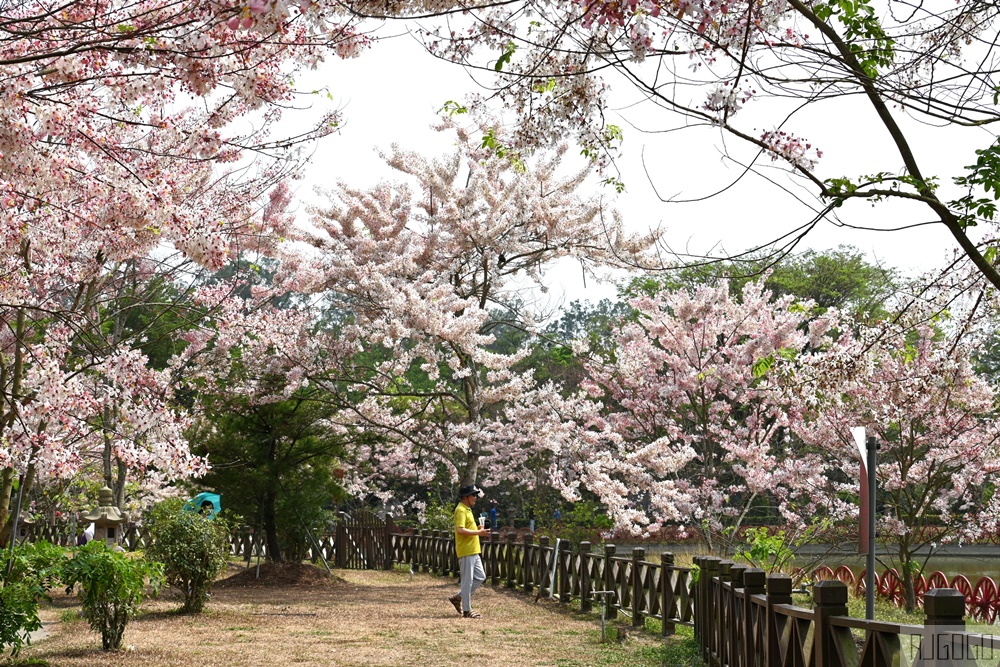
[82,486,127,547]
[16,513,35,543]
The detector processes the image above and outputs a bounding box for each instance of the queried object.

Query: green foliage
[2,541,66,593]
[419,500,456,531]
[952,139,1000,229]
[493,41,516,71]
[480,128,526,172]
[143,498,232,613]
[624,246,895,323]
[733,527,795,573]
[193,396,346,564]
[0,583,41,658]
[752,348,799,378]
[813,0,894,78]
[0,541,67,656]
[826,172,938,210]
[601,177,626,193]
[549,500,613,544]
[440,100,468,116]
[60,541,163,651]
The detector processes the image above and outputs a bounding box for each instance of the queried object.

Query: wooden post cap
[813,581,848,605]
[924,588,966,621]
[743,568,766,589]
[766,573,793,595]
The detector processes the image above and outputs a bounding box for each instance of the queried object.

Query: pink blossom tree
[794,310,1000,611]
[272,121,657,495]
[0,0,372,536]
[576,279,838,549]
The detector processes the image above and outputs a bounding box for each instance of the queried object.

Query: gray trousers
[457,554,486,612]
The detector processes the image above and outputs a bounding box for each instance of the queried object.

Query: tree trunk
[263,491,282,563]
[458,373,482,487]
[0,467,14,547]
[900,542,917,613]
[115,459,127,510]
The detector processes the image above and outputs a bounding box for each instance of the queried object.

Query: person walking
[448,484,490,619]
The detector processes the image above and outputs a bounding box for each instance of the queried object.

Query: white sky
[286,28,982,306]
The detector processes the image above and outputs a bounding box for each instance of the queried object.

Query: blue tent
[183,492,221,518]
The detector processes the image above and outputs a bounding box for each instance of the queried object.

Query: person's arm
[456,525,489,536]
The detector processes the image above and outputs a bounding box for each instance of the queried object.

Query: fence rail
[693,555,998,667]
[23,512,394,571]
[390,528,694,636]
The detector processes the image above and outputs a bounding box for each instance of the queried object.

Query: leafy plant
[0,541,67,656]
[419,500,457,531]
[733,527,795,573]
[143,498,232,613]
[60,541,163,650]
[0,582,42,657]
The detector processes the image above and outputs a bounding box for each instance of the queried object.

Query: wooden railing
[391,529,694,636]
[693,555,999,667]
[24,512,394,571]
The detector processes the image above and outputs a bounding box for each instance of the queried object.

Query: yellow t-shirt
[454,502,481,558]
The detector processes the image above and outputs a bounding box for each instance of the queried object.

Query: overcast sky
[286,27,978,306]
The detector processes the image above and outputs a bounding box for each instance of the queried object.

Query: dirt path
[18,566,670,667]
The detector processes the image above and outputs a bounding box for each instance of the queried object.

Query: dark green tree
[625,246,897,322]
[191,394,350,563]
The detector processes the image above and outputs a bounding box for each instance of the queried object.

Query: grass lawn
[7,563,700,667]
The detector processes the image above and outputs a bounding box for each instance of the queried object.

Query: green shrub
[0,582,41,656]
[733,526,795,573]
[0,541,67,656]
[60,541,163,650]
[143,498,232,613]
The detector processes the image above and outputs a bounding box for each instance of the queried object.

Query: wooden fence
[24,511,394,571]
[693,555,999,667]
[390,528,694,636]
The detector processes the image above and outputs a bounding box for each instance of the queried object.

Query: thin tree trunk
[115,458,127,510]
[263,490,282,563]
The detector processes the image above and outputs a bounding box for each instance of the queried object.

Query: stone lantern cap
[82,486,126,526]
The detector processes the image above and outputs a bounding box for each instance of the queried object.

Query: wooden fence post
[558,541,570,603]
[814,581,848,667]
[743,568,766,667]
[580,541,593,613]
[522,533,534,594]
[335,516,347,569]
[604,544,618,621]
[412,529,421,571]
[921,588,968,667]
[718,560,733,667]
[702,558,721,664]
[730,564,747,667]
[489,531,500,586]
[383,515,394,569]
[538,536,550,596]
[439,530,450,576]
[632,547,645,628]
[661,552,676,636]
[693,556,703,641]
[765,573,793,667]
[505,532,517,588]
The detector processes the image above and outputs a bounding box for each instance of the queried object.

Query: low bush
[143,498,232,613]
[60,541,163,650]
[0,541,67,656]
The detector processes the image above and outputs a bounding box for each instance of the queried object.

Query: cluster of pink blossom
[571,280,835,540]
[760,129,823,171]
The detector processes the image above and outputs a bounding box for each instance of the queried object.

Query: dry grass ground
[10,563,690,667]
